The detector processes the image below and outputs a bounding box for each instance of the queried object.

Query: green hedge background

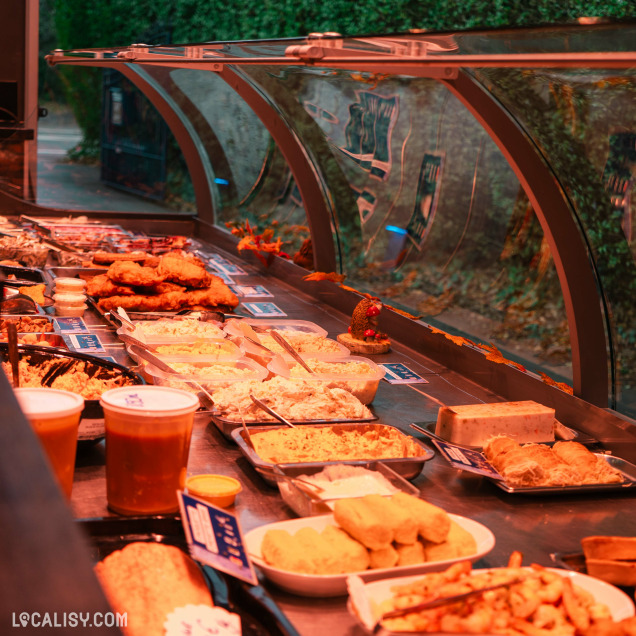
[41,0,636,150]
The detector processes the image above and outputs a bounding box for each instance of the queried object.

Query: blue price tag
[210,268,235,285]
[231,284,273,298]
[433,440,503,479]
[380,362,428,384]
[53,317,89,334]
[178,492,257,585]
[212,261,247,276]
[243,302,287,317]
[62,333,105,353]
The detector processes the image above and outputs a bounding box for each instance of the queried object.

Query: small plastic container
[186,474,242,507]
[126,338,241,366]
[117,318,226,345]
[54,277,87,294]
[224,318,328,339]
[144,356,268,394]
[53,292,86,307]
[268,355,385,404]
[54,303,87,317]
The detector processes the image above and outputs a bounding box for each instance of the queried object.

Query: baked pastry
[95,542,213,636]
[390,491,451,544]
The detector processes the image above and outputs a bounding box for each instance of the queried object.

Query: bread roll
[95,542,213,636]
[390,492,450,544]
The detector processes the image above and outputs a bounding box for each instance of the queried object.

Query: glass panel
[477,66,636,416]
[239,64,573,386]
[139,65,310,255]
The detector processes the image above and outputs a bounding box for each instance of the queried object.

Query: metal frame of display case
[45,33,636,408]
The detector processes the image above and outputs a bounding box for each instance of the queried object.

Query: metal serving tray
[0,264,46,285]
[0,315,53,332]
[211,410,378,441]
[78,515,299,636]
[491,454,636,495]
[231,422,435,485]
[47,266,108,279]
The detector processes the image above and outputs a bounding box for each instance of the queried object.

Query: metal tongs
[7,323,20,387]
[249,393,296,428]
[372,577,522,634]
[269,331,314,374]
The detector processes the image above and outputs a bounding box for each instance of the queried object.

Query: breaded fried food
[97,291,185,312]
[391,492,451,544]
[261,525,369,575]
[107,260,165,287]
[158,253,212,288]
[369,545,399,569]
[333,497,393,550]
[86,274,136,297]
[95,542,213,636]
[395,540,426,566]
[93,250,149,265]
[422,520,477,562]
[182,276,239,309]
[142,281,186,295]
[19,284,46,304]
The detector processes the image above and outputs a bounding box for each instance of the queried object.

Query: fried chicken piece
[182,275,239,309]
[107,260,164,287]
[98,291,185,312]
[93,251,149,265]
[157,254,212,289]
[86,274,136,297]
[141,281,186,295]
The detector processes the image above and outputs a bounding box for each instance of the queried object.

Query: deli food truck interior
[1,2,636,634]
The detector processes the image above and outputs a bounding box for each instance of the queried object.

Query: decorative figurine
[337,298,391,353]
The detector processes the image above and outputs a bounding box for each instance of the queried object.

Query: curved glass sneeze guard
[46,23,636,418]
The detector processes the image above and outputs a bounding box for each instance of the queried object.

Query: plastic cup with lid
[100,385,200,515]
[15,387,85,499]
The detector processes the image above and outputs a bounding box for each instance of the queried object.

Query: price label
[433,440,503,479]
[230,284,273,298]
[243,302,287,317]
[53,317,89,334]
[62,333,105,353]
[178,492,257,585]
[380,362,428,384]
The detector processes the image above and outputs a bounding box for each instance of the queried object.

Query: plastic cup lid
[100,385,199,415]
[15,388,85,418]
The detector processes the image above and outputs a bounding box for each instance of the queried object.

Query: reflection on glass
[478,67,636,416]
[241,67,573,389]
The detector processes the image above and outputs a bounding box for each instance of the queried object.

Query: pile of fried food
[369,552,636,635]
[0,316,53,333]
[2,356,136,399]
[249,423,424,463]
[261,492,476,575]
[483,436,624,487]
[86,251,238,313]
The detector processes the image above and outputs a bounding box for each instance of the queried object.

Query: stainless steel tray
[211,410,378,440]
[491,454,636,495]
[231,422,435,485]
[48,266,108,279]
[0,264,46,285]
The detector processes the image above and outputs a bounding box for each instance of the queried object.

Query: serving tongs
[127,343,215,406]
[249,393,297,428]
[268,331,314,374]
[0,293,40,315]
[372,577,522,635]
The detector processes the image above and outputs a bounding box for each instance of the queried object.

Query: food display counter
[1,17,636,636]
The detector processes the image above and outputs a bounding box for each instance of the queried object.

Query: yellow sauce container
[186,474,242,507]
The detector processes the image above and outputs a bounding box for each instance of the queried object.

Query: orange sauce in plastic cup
[100,386,199,516]
[15,388,84,499]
